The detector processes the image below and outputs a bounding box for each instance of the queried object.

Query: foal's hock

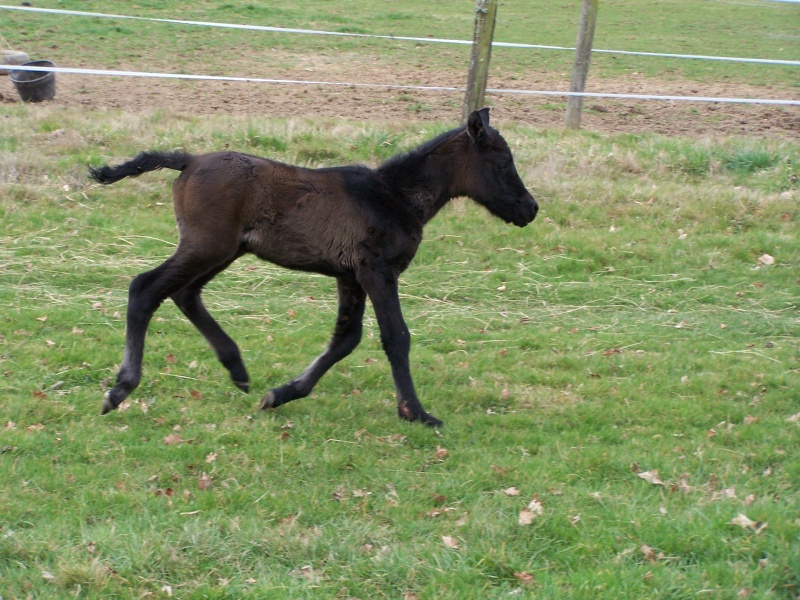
[89,109,538,427]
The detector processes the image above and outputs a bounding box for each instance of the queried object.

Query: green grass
[1,102,798,598]
[1,2,800,597]
[2,0,799,89]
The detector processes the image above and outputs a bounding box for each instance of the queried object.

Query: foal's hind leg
[171,255,250,392]
[102,249,238,414]
[261,277,366,410]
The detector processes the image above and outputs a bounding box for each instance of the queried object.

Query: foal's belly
[241,226,353,278]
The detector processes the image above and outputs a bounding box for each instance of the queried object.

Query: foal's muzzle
[512,194,538,227]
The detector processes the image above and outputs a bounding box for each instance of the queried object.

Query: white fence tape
[2,4,799,67]
[4,63,800,106]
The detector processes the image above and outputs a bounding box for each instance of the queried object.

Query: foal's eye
[494,158,512,172]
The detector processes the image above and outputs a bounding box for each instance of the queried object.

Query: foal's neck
[379,127,468,225]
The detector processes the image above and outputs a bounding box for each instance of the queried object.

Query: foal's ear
[467,108,491,143]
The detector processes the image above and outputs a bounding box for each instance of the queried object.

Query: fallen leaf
[729,513,767,534]
[163,434,185,445]
[640,544,665,562]
[332,484,346,502]
[352,488,371,498]
[294,565,319,583]
[205,452,218,463]
[435,446,449,459]
[517,508,536,525]
[441,535,460,550]
[431,493,447,506]
[514,571,536,586]
[757,254,775,266]
[504,487,521,497]
[637,471,664,486]
[786,412,800,423]
[165,354,177,364]
[198,473,213,491]
[519,495,543,525]
[672,473,693,493]
[190,390,203,400]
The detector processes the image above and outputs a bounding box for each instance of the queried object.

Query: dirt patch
[2,56,798,138]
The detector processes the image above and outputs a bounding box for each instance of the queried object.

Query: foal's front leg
[361,273,442,428]
[260,277,367,410]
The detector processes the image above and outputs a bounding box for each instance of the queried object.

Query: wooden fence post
[565,0,599,130]
[463,0,498,122]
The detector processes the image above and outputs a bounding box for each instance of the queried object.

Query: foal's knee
[380,328,411,361]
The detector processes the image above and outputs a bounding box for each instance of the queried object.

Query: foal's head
[460,108,538,227]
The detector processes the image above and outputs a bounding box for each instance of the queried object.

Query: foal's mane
[377,125,466,174]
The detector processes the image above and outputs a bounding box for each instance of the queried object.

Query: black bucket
[10,60,56,102]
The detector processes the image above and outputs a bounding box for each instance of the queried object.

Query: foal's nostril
[524,194,539,222]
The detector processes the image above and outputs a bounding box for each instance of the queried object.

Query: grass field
[1,105,798,598]
[2,1,800,599]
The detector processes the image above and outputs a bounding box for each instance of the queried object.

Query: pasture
[1,1,799,598]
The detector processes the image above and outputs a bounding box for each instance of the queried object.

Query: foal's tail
[89,150,191,185]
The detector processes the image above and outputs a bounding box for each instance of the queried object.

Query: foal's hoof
[234,381,250,393]
[100,391,118,415]
[399,406,443,428]
[422,414,444,428]
[259,390,276,411]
